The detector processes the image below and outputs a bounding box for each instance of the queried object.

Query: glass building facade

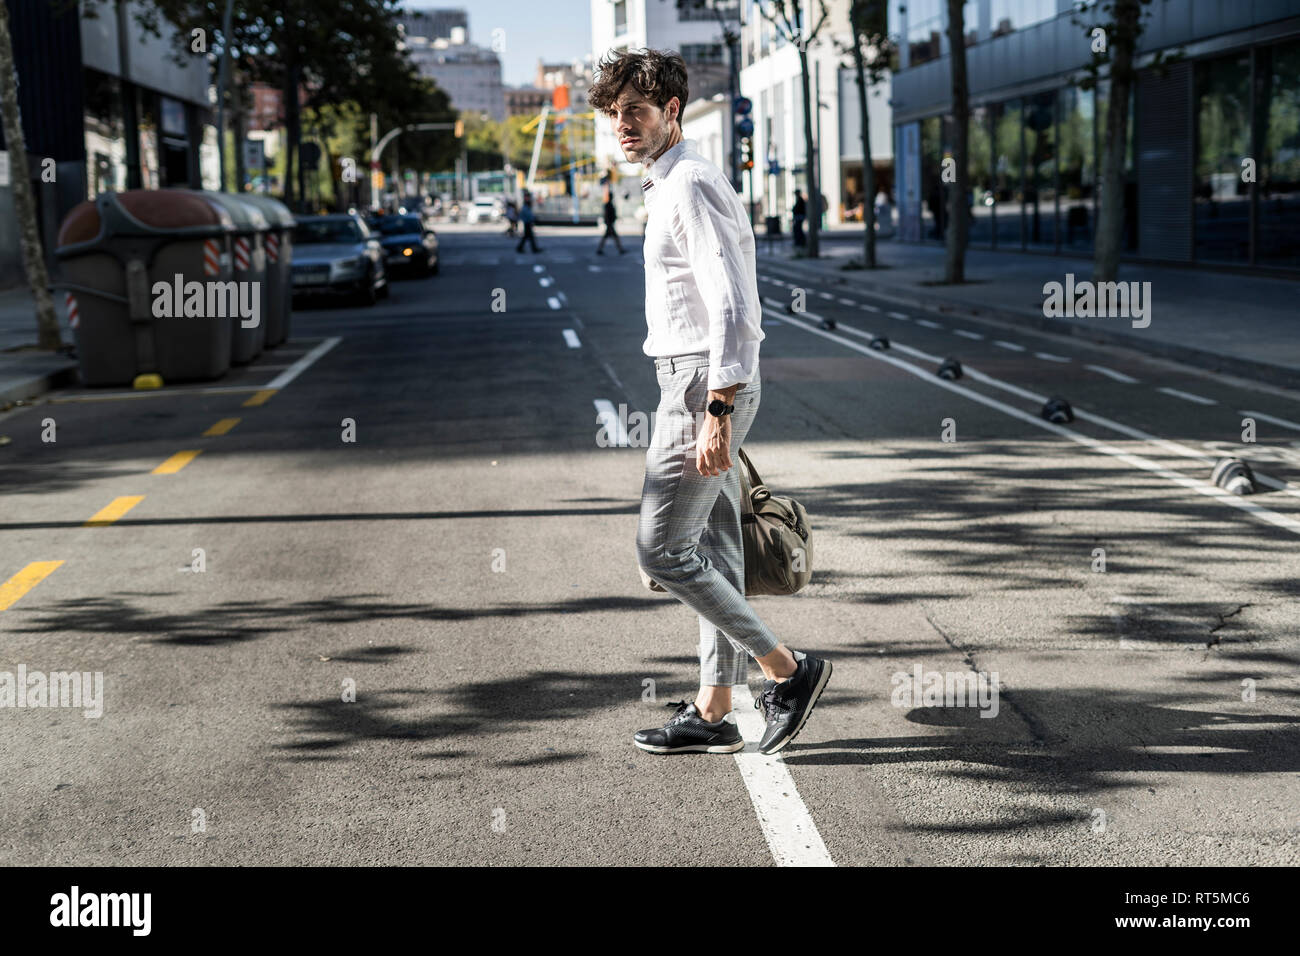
[890,1,1300,273]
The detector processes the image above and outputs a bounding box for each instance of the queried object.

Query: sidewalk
[0,285,78,406]
[758,230,1300,390]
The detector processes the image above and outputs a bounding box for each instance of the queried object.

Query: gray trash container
[237,194,295,348]
[192,191,269,364]
[54,189,236,387]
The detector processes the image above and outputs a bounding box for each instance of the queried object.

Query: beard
[623,121,671,165]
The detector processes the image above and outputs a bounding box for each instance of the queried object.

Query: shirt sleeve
[671,168,756,391]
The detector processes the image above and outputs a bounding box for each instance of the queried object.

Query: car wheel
[358,272,378,307]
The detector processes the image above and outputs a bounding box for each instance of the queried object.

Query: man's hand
[696,385,738,476]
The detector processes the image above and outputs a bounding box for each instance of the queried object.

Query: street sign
[736,117,754,137]
[733,96,752,115]
[768,159,781,176]
[242,140,264,171]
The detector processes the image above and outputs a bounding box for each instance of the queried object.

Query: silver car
[291,214,389,306]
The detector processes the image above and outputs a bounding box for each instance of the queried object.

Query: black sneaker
[754,652,832,754]
[633,701,744,754]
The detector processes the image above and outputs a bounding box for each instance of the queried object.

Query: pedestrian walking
[515,193,541,254]
[589,48,831,756]
[791,189,807,248]
[504,199,519,237]
[595,191,626,255]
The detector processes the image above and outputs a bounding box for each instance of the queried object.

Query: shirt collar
[644,138,695,186]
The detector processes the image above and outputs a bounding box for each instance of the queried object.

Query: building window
[1058,84,1095,251]
[678,1,739,22]
[1256,39,1300,269]
[681,43,726,65]
[1194,52,1252,263]
[907,0,944,67]
[83,68,126,199]
[614,1,627,36]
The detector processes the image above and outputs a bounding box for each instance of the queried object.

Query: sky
[404,0,595,88]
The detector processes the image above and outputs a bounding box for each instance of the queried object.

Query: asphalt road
[0,221,1296,866]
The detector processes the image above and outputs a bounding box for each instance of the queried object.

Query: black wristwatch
[707,398,735,418]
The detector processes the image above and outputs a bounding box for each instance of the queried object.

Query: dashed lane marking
[243,389,278,407]
[993,340,1026,352]
[1240,409,1300,432]
[1035,351,1071,363]
[1085,364,1140,384]
[202,418,241,437]
[563,329,581,349]
[85,496,145,527]
[0,561,64,611]
[953,329,984,340]
[265,337,342,390]
[1158,386,1218,406]
[152,451,202,475]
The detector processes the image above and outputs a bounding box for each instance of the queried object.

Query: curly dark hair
[587,48,689,128]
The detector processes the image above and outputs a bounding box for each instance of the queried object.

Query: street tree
[943,0,970,283]
[840,0,891,269]
[0,0,60,349]
[757,0,831,259]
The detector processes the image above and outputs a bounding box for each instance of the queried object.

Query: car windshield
[295,219,363,244]
[376,216,423,235]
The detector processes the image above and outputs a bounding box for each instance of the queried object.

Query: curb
[0,361,80,408]
[759,253,1300,392]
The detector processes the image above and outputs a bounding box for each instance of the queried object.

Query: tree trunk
[851,33,876,268]
[1094,0,1140,283]
[944,0,969,284]
[798,49,820,259]
[233,75,247,195]
[0,0,60,349]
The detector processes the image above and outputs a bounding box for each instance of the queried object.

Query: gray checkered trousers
[636,350,780,686]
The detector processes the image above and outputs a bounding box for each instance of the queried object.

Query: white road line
[1158,386,1218,406]
[731,682,835,867]
[916,319,945,330]
[562,329,581,349]
[547,296,562,310]
[265,337,342,390]
[993,340,1026,352]
[557,291,568,304]
[1085,364,1140,384]
[1240,409,1300,432]
[533,264,544,273]
[592,398,629,447]
[888,311,910,321]
[1035,351,1071,363]
[837,297,856,305]
[859,303,880,313]
[763,307,1300,537]
[817,291,834,299]
[588,265,602,272]
[953,329,985,340]
[539,276,554,287]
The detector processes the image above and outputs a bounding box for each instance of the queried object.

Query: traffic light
[740,136,754,171]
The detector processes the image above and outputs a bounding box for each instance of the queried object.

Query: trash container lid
[57,189,234,250]
[237,194,297,229]
[192,191,271,234]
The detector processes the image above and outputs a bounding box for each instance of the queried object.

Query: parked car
[373,214,439,277]
[291,214,388,306]
[466,196,502,224]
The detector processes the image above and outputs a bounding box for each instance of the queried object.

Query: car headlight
[332,255,366,276]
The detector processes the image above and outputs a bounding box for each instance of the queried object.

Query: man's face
[605,89,678,165]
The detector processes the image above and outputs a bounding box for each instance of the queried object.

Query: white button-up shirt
[641,138,763,390]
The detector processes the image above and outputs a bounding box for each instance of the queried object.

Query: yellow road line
[243,389,278,407]
[85,495,145,526]
[203,417,241,436]
[0,561,65,611]
[152,450,202,475]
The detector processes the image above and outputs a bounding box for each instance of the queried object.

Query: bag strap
[736,446,765,488]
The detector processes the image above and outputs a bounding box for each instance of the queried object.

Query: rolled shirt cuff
[708,362,750,391]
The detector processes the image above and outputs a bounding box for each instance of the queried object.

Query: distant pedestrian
[516,193,541,253]
[596,192,626,255]
[504,199,519,237]
[791,189,806,248]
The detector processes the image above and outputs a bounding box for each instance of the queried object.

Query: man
[516,192,541,254]
[588,48,831,756]
[791,189,807,248]
[596,189,627,255]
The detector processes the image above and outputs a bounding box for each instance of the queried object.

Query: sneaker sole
[759,658,832,755]
[633,739,745,754]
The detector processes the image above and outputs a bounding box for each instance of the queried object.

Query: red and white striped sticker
[203,239,221,277]
[265,233,279,264]
[234,237,251,271]
[65,292,79,330]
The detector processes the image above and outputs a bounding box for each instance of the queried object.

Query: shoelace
[754,683,789,721]
[663,700,692,725]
